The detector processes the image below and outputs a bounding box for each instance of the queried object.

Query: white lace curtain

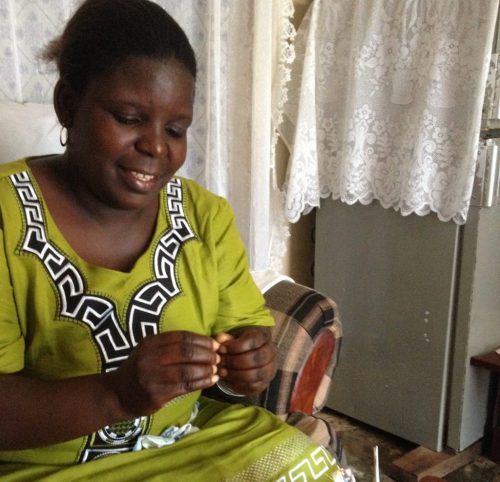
[280,0,499,224]
[0,0,295,270]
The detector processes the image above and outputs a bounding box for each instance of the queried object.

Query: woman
[0,0,346,480]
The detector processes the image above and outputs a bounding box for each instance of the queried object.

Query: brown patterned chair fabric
[257,280,342,416]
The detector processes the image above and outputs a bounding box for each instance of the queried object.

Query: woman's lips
[131,170,155,182]
[120,167,159,192]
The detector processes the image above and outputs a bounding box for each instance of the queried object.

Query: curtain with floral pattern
[279,0,498,224]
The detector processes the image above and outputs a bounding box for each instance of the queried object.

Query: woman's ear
[53,79,79,128]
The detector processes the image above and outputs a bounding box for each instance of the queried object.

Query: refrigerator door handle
[472,139,500,207]
[484,142,500,207]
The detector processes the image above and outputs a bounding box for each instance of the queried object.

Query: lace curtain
[0,0,295,270]
[280,0,498,224]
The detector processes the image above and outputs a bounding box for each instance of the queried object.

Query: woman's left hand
[214,326,276,395]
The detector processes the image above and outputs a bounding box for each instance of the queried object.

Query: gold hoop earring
[59,126,69,147]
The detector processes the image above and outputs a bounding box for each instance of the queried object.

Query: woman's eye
[166,126,185,138]
[113,113,140,125]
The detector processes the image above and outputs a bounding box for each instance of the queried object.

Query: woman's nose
[136,126,167,158]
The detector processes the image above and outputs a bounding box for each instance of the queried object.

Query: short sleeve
[0,225,25,373]
[211,198,274,334]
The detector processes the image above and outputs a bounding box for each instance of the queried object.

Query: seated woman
[0,0,350,480]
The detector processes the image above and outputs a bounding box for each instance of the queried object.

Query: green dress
[0,160,344,481]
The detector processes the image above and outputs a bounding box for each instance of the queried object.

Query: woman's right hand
[109,331,220,418]
[0,331,219,450]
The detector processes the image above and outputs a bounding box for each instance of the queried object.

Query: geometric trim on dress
[226,433,341,482]
[10,172,195,462]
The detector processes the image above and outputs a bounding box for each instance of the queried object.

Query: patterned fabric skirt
[0,398,349,481]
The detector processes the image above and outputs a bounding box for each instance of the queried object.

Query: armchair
[251,278,341,417]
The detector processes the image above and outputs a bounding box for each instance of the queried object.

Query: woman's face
[63,56,195,212]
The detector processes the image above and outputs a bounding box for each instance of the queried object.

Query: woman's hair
[43,0,197,95]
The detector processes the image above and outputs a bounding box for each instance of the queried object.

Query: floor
[319,408,500,482]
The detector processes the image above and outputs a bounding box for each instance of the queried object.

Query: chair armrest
[262,280,342,415]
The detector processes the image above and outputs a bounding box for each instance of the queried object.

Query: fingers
[218,343,275,371]
[216,327,268,355]
[215,328,275,370]
[217,361,276,395]
[217,346,276,384]
[214,328,277,396]
[115,328,277,415]
[217,363,275,385]
[214,332,234,344]
[148,365,220,398]
[114,331,222,415]
[219,379,269,396]
[148,359,219,385]
[152,330,220,354]
[143,331,221,382]
[143,331,220,366]
[116,365,220,417]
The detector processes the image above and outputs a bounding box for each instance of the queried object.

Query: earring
[59,125,69,147]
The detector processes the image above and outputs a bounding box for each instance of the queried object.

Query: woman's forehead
[87,56,195,106]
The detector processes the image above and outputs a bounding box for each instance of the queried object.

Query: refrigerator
[315,191,500,452]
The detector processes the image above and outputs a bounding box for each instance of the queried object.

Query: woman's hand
[0,331,219,450]
[110,331,220,418]
[214,326,276,396]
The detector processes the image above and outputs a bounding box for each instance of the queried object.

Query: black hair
[43,0,197,95]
